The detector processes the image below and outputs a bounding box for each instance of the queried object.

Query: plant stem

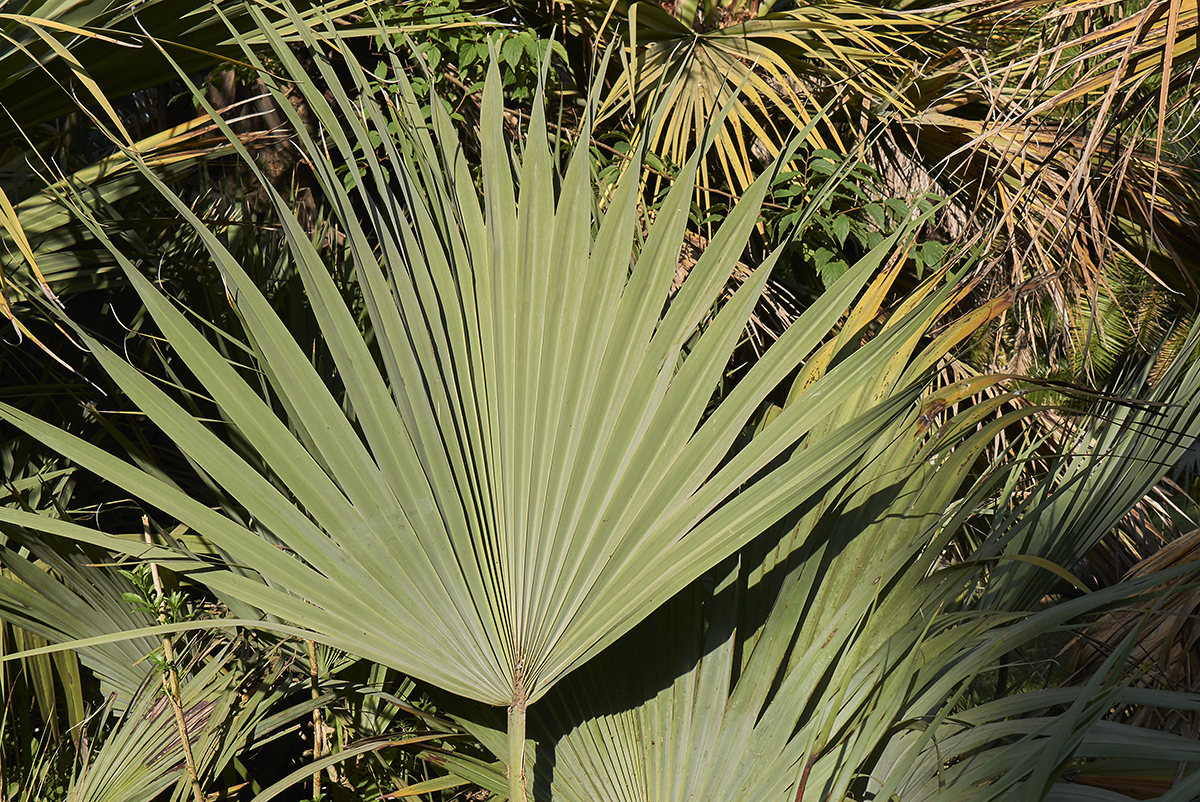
[508,663,527,802]
[307,639,323,800]
[794,752,816,802]
[144,517,204,802]
[160,636,205,802]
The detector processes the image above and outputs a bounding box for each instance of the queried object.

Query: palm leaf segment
[2,6,941,725]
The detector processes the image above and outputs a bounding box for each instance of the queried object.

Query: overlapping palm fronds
[0,6,979,800]
[2,115,241,298]
[0,0,377,140]
[0,530,163,705]
[594,0,934,194]
[971,337,1200,612]
[0,462,316,801]
[1069,526,1200,735]
[1,441,93,756]
[2,5,1200,801]
[497,0,1200,325]
[887,0,1200,368]
[0,0,444,337]
[60,636,294,802]
[434,267,1200,802]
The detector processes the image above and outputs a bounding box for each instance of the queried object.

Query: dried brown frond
[1068,523,1200,737]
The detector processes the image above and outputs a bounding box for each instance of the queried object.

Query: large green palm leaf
[0,7,959,798]
[437,279,1015,800]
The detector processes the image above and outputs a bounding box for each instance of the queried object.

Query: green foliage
[0,11,1002,800]
[375,0,566,110]
[766,149,946,288]
[118,564,189,625]
[335,0,566,192]
[588,136,950,291]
